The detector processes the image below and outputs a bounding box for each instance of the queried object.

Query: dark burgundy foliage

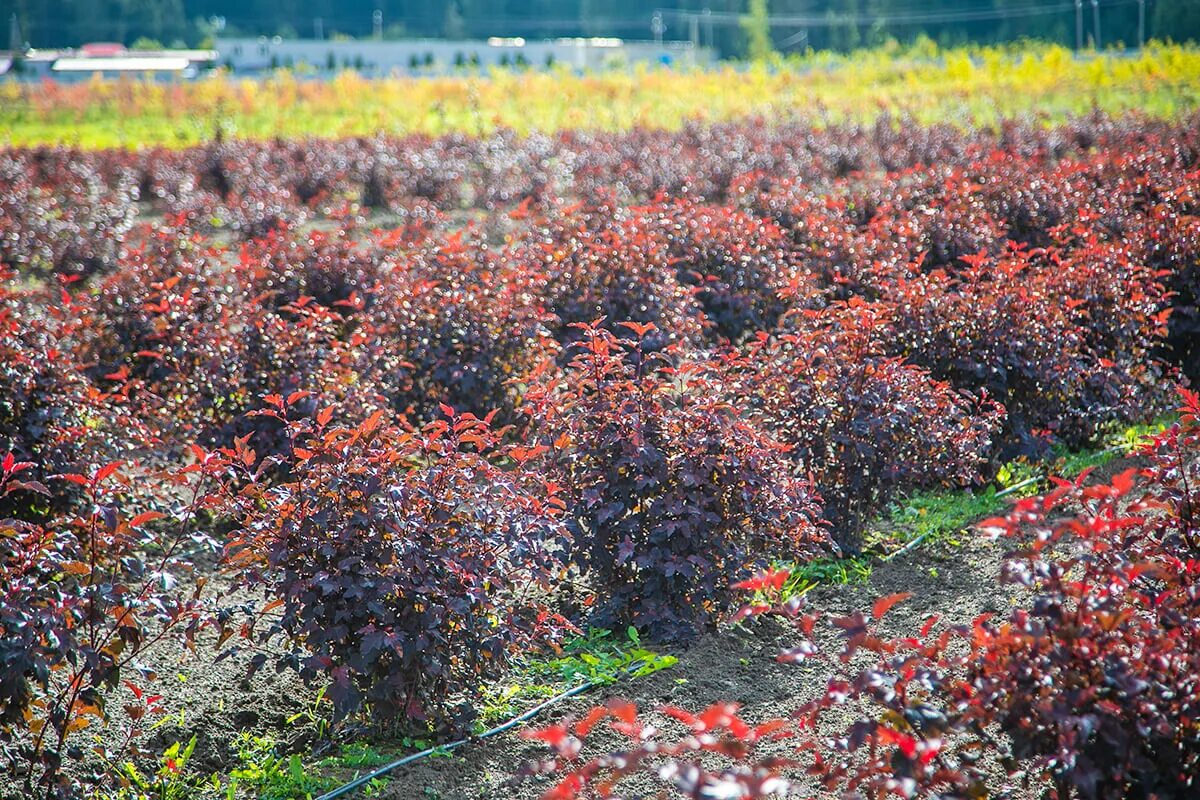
[527,390,1200,799]
[968,388,1200,799]
[1,113,1198,798]
[511,205,707,355]
[1,457,219,799]
[366,234,553,425]
[647,200,807,343]
[731,299,1002,550]
[221,403,574,732]
[523,323,828,641]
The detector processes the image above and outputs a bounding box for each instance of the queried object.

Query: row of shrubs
[1,115,1197,797]
[3,112,1198,273]
[531,388,1200,800]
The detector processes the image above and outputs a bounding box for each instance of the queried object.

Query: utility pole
[314,17,324,40]
[1136,0,1145,49]
[1075,0,1084,50]
[651,10,665,47]
[703,8,713,49]
[373,9,383,40]
[8,13,19,54]
[1090,0,1101,48]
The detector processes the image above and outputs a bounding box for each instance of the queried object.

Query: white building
[215,36,714,76]
[1,45,216,81]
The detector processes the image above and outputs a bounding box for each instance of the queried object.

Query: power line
[656,0,1140,29]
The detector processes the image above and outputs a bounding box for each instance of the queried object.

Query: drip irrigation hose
[314,662,646,800]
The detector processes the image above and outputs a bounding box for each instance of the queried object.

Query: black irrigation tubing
[882,444,1127,563]
[314,663,646,800]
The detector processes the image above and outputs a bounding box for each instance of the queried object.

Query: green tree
[826,5,860,51]
[1154,0,1200,42]
[741,0,774,60]
[443,0,464,39]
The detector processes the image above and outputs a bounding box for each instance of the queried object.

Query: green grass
[226,733,333,800]
[768,556,874,600]
[1109,415,1175,453]
[875,414,1177,556]
[147,628,678,798]
[524,627,678,690]
[878,487,1010,553]
[1050,444,1121,478]
[317,742,396,772]
[468,627,678,730]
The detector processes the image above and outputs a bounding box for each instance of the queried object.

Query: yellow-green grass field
[1,41,1198,149]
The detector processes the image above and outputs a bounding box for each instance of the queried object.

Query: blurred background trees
[1,0,1196,57]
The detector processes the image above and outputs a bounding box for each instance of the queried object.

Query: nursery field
[2,43,1200,147]
[3,49,1200,800]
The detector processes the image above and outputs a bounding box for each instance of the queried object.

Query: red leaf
[94,462,122,483]
[8,480,50,496]
[730,602,771,623]
[129,511,166,528]
[733,567,790,593]
[977,516,1011,539]
[574,706,609,737]
[877,727,918,759]
[660,706,698,727]
[510,445,549,464]
[361,409,387,434]
[777,641,819,663]
[317,406,335,427]
[57,473,90,487]
[872,592,912,621]
[617,321,656,338]
[1111,468,1137,497]
[524,725,581,758]
[606,699,638,725]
